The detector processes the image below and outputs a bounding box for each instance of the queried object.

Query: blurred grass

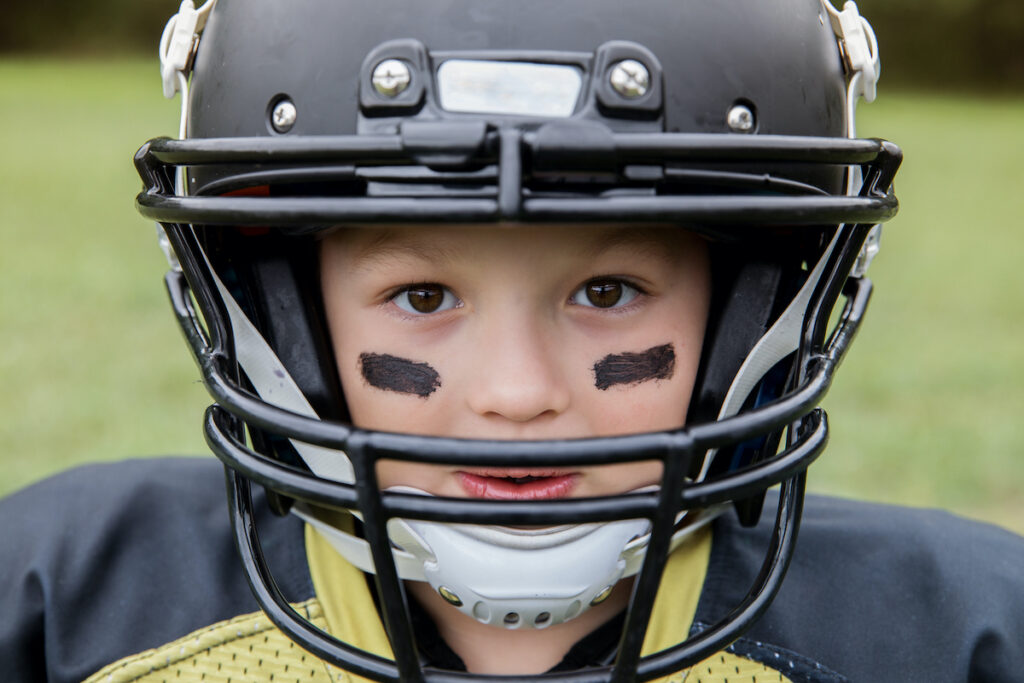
[0,59,210,490]
[818,94,1024,534]
[1,59,1022,534]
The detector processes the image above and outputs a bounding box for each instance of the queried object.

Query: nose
[464,313,571,425]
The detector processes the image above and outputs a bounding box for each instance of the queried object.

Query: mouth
[456,469,579,500]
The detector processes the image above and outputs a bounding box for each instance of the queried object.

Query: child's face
[320,224,710,499]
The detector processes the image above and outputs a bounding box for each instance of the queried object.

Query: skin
[320,223,710,674]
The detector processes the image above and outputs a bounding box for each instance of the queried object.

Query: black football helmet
[136,0,900,679]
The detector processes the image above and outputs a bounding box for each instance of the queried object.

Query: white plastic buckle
[160,0,216,99]
[851,224,882,277]
[156,225,183,272]
[823,0,880,103]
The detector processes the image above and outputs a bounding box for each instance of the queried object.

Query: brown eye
[407,286,444,312]
[571,279,640,309]
[586,281,623,308]
[393,284,460,315]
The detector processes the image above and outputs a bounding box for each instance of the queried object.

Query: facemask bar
[136,128,899,228]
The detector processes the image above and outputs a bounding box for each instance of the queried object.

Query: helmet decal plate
[437,60,583,118]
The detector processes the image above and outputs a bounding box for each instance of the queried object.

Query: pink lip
[456,470,579,500]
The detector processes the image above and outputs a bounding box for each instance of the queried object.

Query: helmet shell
[188,0,846,192]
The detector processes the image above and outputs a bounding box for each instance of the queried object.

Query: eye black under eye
[585,281,624,308]
[406,285,445,313]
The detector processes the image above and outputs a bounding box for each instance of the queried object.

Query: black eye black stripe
[592,343,675,390]
[359,352,441,398]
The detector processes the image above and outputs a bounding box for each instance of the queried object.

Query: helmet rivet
[437,586,463,606]
[609,59,649,98]
[372,59,412,97]
[270,98,297,134]
[590,585,614,606]
[727,103,756,133]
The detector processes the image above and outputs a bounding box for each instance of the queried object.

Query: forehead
[322,224,702,270]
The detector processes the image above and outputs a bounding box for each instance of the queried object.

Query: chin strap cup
[296,486,724,631]
[402,515,652,629]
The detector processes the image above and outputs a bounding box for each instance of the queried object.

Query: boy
[2,0,1023,681]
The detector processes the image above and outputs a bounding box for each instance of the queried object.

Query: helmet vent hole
[534,612,551,627]
[503,612,520,626]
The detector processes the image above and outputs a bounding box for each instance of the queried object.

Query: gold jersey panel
[84,600,340,683]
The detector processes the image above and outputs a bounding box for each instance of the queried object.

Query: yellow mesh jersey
[86,522,792,683]
[84,601,341,682]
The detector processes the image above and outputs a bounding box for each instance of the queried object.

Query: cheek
[581,459,664,496]
[584,374,694,435]
[339,348,458,435]
[581,334,703,435]
[376,459,454,492]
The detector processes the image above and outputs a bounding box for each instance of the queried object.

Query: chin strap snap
[822,0,880,107]
[821,1,884,276]
[824,1,885,277]
[157,1,217,200]
[160,0,216,100]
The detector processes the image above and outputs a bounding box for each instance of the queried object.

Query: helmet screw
[609,59,650,98]
[590,585,614,606]
[437,586,463,607]
[727,103,756,133]
[372,59,412,97]
[270,98,297,134]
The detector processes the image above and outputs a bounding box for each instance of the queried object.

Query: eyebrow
[578,226,688,264]
[345,229,462,272]
[344,225,687,271]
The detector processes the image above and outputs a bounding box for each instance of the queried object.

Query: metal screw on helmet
[270,99,297,133]
[372,59,412,97]
[609,59,649,98]
[437,586,463,607]
[727,103,756,133]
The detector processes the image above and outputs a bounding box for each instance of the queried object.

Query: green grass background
[2,59,1022,534]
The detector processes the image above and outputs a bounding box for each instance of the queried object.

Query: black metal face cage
[135,125,901,683]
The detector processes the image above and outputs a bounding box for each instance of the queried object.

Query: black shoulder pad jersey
[2,457,1022,682]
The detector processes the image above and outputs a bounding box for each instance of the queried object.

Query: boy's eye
[392,284,461,315]
[571,279,640,309]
